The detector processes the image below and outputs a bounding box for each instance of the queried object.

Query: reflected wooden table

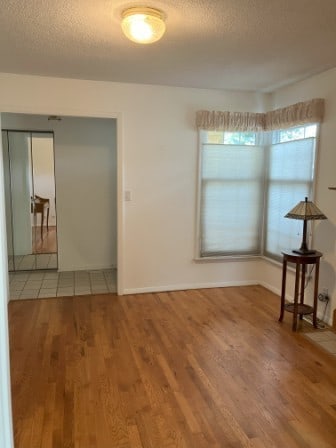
[31,195,50,240]
[279,249,322,331]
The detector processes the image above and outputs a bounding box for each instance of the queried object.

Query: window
[199,131,264,256]
[264,125,317,259]
[198,125,318,260]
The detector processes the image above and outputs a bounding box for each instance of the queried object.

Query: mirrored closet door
[2,130,58,271]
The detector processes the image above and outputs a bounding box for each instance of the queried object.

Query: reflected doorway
[2,130,58,271]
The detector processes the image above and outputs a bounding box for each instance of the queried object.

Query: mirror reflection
[2,130,58,271]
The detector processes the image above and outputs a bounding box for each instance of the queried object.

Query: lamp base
[292,248,316,255]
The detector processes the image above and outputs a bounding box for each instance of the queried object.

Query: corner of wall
[0,113,14,447]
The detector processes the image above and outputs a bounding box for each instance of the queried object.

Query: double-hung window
[198,124,318,260]
[264,125,317,260]
[199,131,264,257]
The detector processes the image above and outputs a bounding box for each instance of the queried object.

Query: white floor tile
[10,282,26,291]
[39,288,57,295]
[38,291,58,298]
[57,290,73,297]
[25,280,42,289]
[20,289,39,298]
[17,295,36,300]
[44,275,58,281]
[9,269,117,301]
[42,280,58,288]
[57,287,74,294]
[92,287,108,293]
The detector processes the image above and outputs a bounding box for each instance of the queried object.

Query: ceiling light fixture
[121,7,166,44]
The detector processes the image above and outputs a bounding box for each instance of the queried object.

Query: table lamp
[284,197,327,255]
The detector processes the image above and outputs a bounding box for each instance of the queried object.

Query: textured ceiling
[0,0,336,92]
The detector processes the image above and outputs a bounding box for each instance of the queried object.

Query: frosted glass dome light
[121,7,166,44]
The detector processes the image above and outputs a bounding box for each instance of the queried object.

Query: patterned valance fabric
[196,110,265,132]
[196,98,325,131]
[265,98,325,130]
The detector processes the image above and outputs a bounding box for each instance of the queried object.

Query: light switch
[124,190,132,201]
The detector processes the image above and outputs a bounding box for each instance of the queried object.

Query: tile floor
[304,330,336,358]
[8,253,58,271]
[9,269,117,300]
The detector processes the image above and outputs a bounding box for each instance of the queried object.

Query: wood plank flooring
[32,226,57,254]
[8,286,336,448]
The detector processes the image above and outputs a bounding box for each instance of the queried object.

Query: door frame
[1,110,124,292]
[0,108,124,447]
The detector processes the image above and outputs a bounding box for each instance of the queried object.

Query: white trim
[259,280,332,326]
[194,130,203,259]
[259,281,282,298]
[123,280,259,295]
[0,114,14,448]
[197,125,320,261]
[58,264,117,272]
[194,255,261,262]
[0,106,125,295]
[196,130,264,258]
[0,106,125,446]
[262,255,305,275]
[116,115,124,295]
[262,255,282,268]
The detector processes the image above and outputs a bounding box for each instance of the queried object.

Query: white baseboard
[259,281,333,327]
[123,280,259,295]
[259,281,282,297]
[124,279,333,327]
[58,264,117,272]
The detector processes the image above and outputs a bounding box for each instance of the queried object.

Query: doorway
[0,109,121,448]
[2,130,57,271]
[2,113,118,294]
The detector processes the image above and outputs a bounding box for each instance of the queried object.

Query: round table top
[281,249,322,262]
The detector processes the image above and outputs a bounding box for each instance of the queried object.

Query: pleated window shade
[264,137,315,259]
[198,126,317,259]
[200,143,264,256]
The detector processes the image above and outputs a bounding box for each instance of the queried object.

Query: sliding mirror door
[2,130,58,271]
[2,131,14,270]
[31,133,57,265]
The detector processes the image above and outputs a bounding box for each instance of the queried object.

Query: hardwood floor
[8,286,336,448]
[32,226,57,254]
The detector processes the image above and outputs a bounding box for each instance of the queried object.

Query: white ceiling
[1,0,336,92]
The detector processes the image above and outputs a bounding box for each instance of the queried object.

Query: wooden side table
[279,250,322,331]
[31,195,50,240]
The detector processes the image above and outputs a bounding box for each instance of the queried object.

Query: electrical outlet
[318,289,329,302]
[322,287,328,296]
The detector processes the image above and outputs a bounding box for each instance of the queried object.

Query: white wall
[0,115,14,447]
[0,72,333,319]
[261,68,336,325]
[0,69,333,447]
[2,113,117,272]
[0,73,268,292]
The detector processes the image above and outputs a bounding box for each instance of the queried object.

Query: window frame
[195,125,320,262]
[195,130,265,260]
[262,124,320,262]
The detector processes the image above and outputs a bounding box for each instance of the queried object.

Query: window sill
[194,254,262,263]
[261,255,282,267]
[261,255,296,273]
[193,254,296,273]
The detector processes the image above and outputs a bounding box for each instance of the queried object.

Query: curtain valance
[196,110,265,132]
[265,98,324,130]
[196,98,325,131]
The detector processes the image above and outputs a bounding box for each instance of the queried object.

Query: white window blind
[198,125,317,260]
[264,137,315,259]
[200,143,264,256]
